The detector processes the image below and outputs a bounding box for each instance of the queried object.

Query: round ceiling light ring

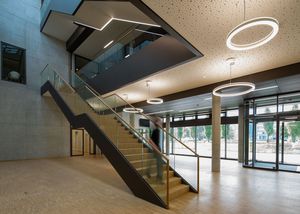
[123,107,144,113]
[147,98,163,105]
[213,82,255,97]
[226,17,279,51]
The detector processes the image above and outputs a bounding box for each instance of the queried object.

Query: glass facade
[168,110,239,160]
[244,92,300,172]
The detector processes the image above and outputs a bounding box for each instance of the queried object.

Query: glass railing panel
[102,93,200,192]
[41,66,169,206]
[77,22,163,81]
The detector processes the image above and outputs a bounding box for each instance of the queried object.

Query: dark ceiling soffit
[66,26,95,53]
[88,35,196,94]
[167,117,238,128]
[132,62,300,107]
[129,0,203,57]
[83,0,203,57]
[40,0,83,32]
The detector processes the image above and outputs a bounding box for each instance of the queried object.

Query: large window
[1,42,26,84]
[244,92,300,172]
[169,109,239,160]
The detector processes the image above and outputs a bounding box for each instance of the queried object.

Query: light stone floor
[0,156,300,214]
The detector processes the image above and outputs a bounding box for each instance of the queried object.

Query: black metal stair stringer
[41,81,167,208]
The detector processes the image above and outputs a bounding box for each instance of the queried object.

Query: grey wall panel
[0,0,70,161]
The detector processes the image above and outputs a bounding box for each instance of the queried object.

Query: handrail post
[166,159,170,208]
[197,156,200,192]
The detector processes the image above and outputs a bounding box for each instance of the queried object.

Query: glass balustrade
[77,23,163,81]
[41,65,170,206]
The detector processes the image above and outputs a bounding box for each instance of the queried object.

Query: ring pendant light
[123,107,144,113]
[122,94,143,113]
[226,0,279,51]
[212,58,255,97]
[146,80,163,104]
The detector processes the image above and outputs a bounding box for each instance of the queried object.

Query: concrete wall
[0,0,70,160]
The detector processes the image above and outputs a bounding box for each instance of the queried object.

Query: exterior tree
[177,127,183,140]
[263,107,274,143]
[221,125,234,140]
[205,126,212,142]
[288,104,300,143]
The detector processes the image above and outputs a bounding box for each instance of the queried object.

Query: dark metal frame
[1,41,26,85]
[243,91,300,173]
[41,80,168,208]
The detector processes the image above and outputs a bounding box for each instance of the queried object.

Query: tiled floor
[0,156,299,214]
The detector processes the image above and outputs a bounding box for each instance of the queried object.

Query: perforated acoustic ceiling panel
[109,0,300,103]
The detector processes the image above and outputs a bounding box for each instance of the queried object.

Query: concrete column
[212,95,221,172]
[238,105,245,163]
[165,115,171,155]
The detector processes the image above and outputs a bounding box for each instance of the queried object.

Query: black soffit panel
[88,35,197,94]
[84,0,203,57]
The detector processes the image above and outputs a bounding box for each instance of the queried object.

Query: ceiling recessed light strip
[75,17,160,33]
[254,85,278,91]
[73,21,102,31]
[146,110,174,115]
[226,17,279,51]
[100,18,114,31]
[103,40,114,49]
[113,18,161,28]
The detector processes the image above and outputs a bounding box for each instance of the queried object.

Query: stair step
[159,184,189,201]
[125,153,154,161]
[119,148,150,155]
[149,177,182,192]
[130,159,156,168]
[118,143,144,149]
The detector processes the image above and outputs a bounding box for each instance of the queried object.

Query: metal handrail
[105,93,200,157]
[84,86,169,161]
[73,71,199,157]
[42,66,171,205]
[41,64,75,93]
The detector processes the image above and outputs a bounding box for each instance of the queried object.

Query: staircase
[41,65,199,208]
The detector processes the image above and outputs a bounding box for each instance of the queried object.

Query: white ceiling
[108,0,300,103]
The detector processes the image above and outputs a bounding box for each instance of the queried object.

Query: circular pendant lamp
[122,94,144,113]
[212,58,255,97]
[226,0,279,51]
[123,107,144,113]
[146,80,163,105]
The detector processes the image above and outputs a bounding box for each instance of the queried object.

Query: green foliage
[288,121,300,142]
[205,125,212,142]
[190,127,196,139]
[177,127,183,140]
[221,125,234,140]
[263,108,275,143]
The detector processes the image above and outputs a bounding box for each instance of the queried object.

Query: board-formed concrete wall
[0,0,70,160]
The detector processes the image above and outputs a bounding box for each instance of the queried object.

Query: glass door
[253,119,277,169]
[279,119,300,172]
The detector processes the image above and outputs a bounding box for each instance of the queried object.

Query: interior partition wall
[244,91,300,172]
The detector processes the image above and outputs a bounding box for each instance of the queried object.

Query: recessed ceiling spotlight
[226,0,279,51]
[212,58,255,97]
